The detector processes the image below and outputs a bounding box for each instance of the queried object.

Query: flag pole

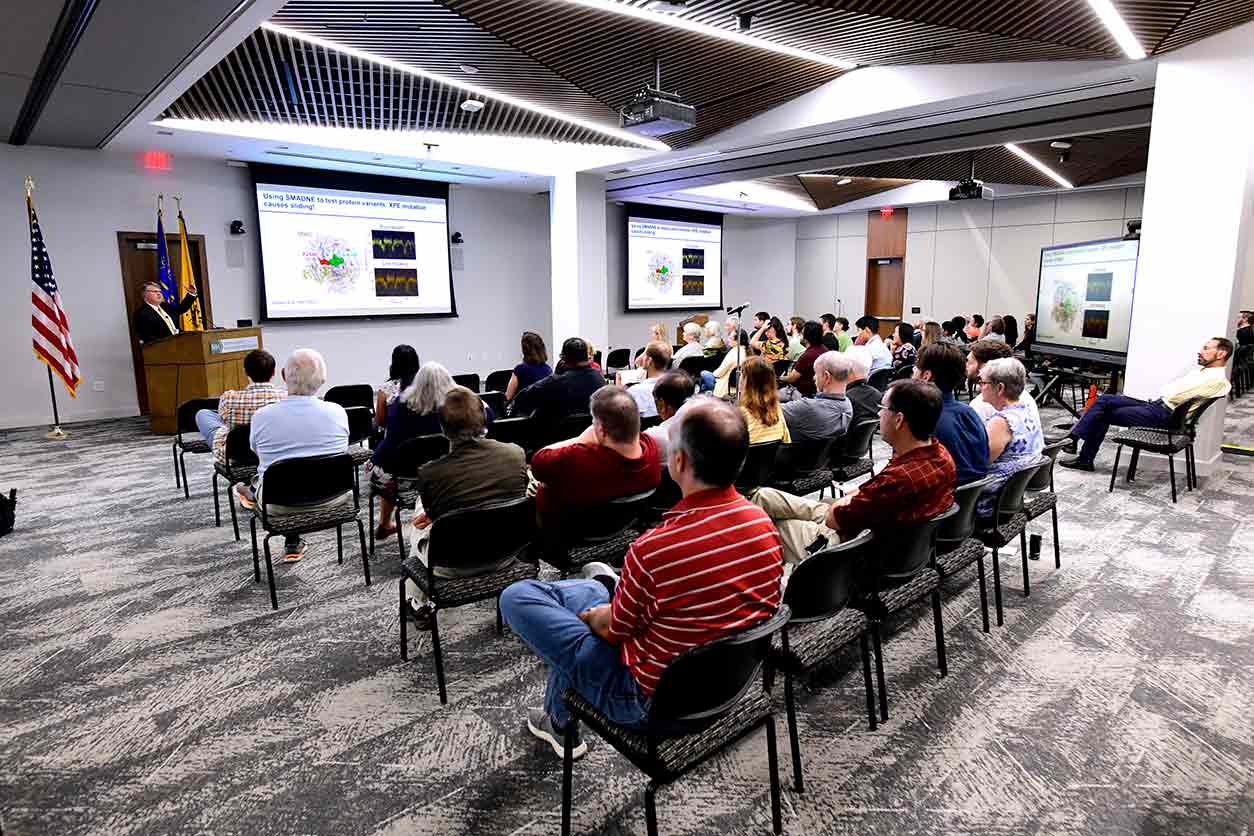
[27,177,68,440]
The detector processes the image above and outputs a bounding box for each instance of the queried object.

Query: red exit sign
[879,207,895,218]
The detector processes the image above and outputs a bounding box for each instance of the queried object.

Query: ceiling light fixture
[1004,142,1074,189]
[1085,0,1147,60]
[837,178,852,185]
[459,63,480,74]
[554,0,856,69]
[259,22,669,150]
[460,99,485,113]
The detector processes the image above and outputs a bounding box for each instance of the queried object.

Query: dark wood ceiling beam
[9,0,102,146]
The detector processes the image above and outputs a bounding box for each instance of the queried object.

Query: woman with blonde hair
[921,320,942,348]
[738,356,792,444]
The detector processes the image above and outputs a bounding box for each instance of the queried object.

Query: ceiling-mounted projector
[949,154,993,201]
[620,57,695,137]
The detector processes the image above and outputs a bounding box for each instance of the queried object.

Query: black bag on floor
[0,489,15,536]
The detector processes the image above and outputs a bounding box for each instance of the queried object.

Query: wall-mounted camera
[229,219,246,235]
[450,231,464,244]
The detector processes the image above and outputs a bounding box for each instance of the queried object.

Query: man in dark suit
[134,281,198,343]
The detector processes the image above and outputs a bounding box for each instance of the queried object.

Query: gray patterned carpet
[2,398,1253,836]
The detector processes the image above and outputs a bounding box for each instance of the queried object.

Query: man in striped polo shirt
[500,398,783,760]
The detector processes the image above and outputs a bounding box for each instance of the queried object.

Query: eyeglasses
[977,379,995,387]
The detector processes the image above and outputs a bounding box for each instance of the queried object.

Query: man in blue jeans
[499,398,783,760]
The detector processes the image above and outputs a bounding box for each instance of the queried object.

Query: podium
[142,328,264,434]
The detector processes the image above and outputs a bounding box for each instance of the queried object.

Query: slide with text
[1035,238,1139,358]
[626,216,723,311]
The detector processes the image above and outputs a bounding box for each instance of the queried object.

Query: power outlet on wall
[92,380,105,392]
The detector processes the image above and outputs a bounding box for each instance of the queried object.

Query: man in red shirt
[530,386,661,530]
[752,379,956,564]
[500,398,783,760]
[779,319,830,400]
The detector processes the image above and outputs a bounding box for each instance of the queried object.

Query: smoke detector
[1050,139,1073,164]
[460,99,485,113]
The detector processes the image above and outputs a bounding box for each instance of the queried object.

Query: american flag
[29,195,81,398]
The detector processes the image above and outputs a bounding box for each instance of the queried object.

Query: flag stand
[45,367,68,440]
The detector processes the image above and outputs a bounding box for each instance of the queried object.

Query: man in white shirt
[855,315,893,374]
[670,322,705,368]
[644,371,696,470]
[622,341,671,418]
[1060,338,1233,471]
[243,348,350,561]
[966,339,1042,427]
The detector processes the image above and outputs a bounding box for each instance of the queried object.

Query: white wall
[792,210,872,323]
[605,204,796,351]
[0,145,551,429]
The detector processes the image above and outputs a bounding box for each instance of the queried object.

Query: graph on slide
[299,234,361,294]
[375,268,419,297]
[646,252,675,293]
[682,274,705,296]
[1051,281,1082,332]
[372,230,416,260]
[682,248,705,269]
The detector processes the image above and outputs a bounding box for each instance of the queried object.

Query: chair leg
[976,553,990,633]
[1019,528,1031,598]
[1127,448,1140,482]
[249,517,261,582]
[871,620,888,722]
[431,609,448,704]
[395,507,406,558]
[368,492,376,555]
[859,632,877,731]
[1168,453,1178,503]
[561,722,575,836]
[1186,445,1196,491]
[336,524,344,565]
[930,590,948,677]
[991,546,1005,626]
[399,579,409,661]
[495,595,504,636]
[180,451,191,499]
[172,442,181,488]
[212,472,221,528]
[644,782,660,836]
[783,671,803,793]
[1050,506,1061,568]
[1109,444,1122,492]
[765,716,784,835]
[229,483,241,542]
[358,520,371,586]
[262,536,279,610]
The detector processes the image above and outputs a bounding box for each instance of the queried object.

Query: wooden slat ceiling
[799,175,917,209]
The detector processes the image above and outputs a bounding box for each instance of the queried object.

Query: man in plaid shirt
[752,379,955,564]
[195,349,285,463]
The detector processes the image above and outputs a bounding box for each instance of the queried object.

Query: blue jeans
[195,408,226,445]
[499,579,650,730]
[1071,394,1171,463]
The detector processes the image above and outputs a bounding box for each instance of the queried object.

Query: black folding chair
[936,475,996,632]
[452,373,480,392]
[324,384,374,412]
[867,367,894,392]
[399,496,538,704]
[1109,396,1222,503]
[767,435,835,496]
[735,440,781,495]
[535,412,593,450]
[1024,439,1068,567]
[605,348,632,380]
[479,390,506,420]
[826,418,878,497]
[774,530,877,793]
[248,453,369,610]
[484,369,513,393]
[543,489,656,575]
[856,504,957,721]
[973,459,1047,626]
[368,434,450,556]
[487,415,536,459]
[561,607,791,836]
[173,397,218,498]
[212,424,258,541]
[772,359,792,378]
[344,406,374,492]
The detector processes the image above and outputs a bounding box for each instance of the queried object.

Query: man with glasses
[750,379,956,565]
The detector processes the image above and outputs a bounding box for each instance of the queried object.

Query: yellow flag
[177,210,204,331]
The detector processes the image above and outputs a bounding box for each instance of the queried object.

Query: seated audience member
[975,358,1044,517]
[890,322,918,372]
[751,379,955,564]
[1017,313,1037,354]
[1235,311,1253,346]
[739,356,792,444]
[984,316,1007,343]
[723,315,741,346]
[671,322,705,368]
[1002,315,1020,351]
[401,387,529,626]
[856,315,893,373]
[914,343,990,485]
[939,320,962,346]
[819,314,839,352]
[505,331,552,402]
[833,316,854,352]
[510,337,605,421]
[965,314,985,341]
[702,329,747,396]
[951,315,970,344]
[782,351,853,442]
[780,320,829,399]
[645,371,696,468]
[752,311,771,333]
[375,344,419,427]
[500,398,782,757]
[1061,338,1234,471]
[844,346,881,425]
[703,320,726,352]
[921,321,942,349]
[245,349,349,562]
[649,323,667,344]
[750,316,789,363]
[529,386,661,530]
[370,361,460,538]
[196,349,284,463]
[620,341,672,418]
[786,316,807,361]
[967,339,1042,426]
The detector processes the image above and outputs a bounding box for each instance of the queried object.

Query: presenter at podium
[134,281,198,343]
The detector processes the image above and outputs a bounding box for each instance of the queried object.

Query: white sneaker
[526,708,587,761]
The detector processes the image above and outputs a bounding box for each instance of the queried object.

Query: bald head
[283,348,328,395]
[670,397,749,489]
[814,350,853,392]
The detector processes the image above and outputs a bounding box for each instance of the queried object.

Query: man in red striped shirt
[500,398,783,760]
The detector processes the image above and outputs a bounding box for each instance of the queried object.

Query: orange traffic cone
[1084,384,1098,412]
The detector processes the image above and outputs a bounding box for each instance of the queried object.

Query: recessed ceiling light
[1085,0,1146,60]
[156,129,174,136]
[259,22,668,150]
[644,1,688,11]
[277,145,289,150]
[1004,142,1074,189]
[553,0,856,69]
[837,178,852,185]
[460,99,485,113]
[459,63,479,75]
[372,156,383,161]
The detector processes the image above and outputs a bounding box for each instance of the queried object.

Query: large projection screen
[624,204,724,312]
[252,164,455,321]
[1033,237,1140,364]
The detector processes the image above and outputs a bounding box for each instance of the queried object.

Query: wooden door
[866,258,905,338]
[116,232,213,414]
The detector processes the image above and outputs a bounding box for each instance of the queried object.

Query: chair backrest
[736,440,781,492]
[388,434,451,479]
[479,391,507,420]
[537,412,593,449]
[1183,396,1223,436]
[784,530,873,623]
[452,373,480,393]
[426,495,535,574]
[640,414,662,431]
[223,423,258,467]
[993,458,1047,520]
[678,355,709,379]
[632,347,647,361]
[871,503,956,584]
[649,470,683,514]
[937,475,995,549]
[1027,438,1069,492]
[830,417,878,466]
[606,348,631,369]
[486,415,535,452]
[771,435,835,481]
[344,405,373,445]
[772,359,792,378]
[893,362,915,381]
[261,453,356,509]
[558,488,655,547]
[176,397,219,436]
[484,369,513,393]
[867,367,894,392]
[324,384,374,411]
[646,606,790,737]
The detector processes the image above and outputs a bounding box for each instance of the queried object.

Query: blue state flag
[155,208,177,304]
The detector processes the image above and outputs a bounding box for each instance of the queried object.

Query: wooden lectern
[141,327,264,434]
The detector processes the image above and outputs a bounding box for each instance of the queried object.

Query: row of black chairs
[1231,344,1254,398]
